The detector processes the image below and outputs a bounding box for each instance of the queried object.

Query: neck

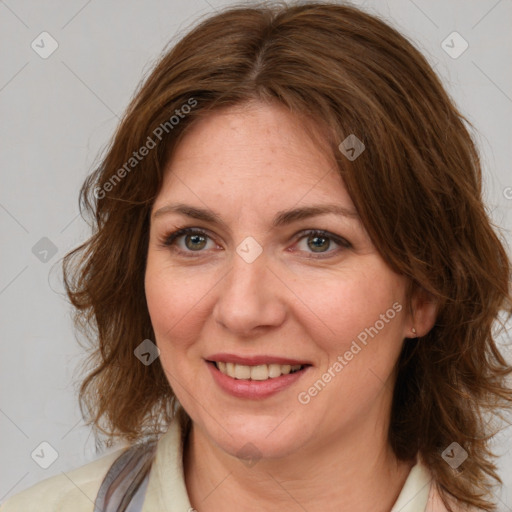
[183,415,414,512]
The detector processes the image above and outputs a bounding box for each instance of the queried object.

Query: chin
[196,412,312,462]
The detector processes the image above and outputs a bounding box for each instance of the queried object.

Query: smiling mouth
[208,361,307,381]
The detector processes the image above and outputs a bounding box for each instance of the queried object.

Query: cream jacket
[1,419,456,512]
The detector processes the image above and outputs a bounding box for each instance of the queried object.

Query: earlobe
[407,287,438,338]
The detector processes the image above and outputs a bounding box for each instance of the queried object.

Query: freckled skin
[144,102,436,511]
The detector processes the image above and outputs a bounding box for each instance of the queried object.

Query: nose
[212,250,287,337]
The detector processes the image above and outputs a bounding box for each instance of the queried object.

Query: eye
[293,229,351,258]
[160,227,351,259]
[161,227,217,256]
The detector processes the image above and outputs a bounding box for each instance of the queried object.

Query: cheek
[145,272,199,387]
[144,257,187,339]
[145,272,175,334]
[302,274,405,418]
[144,257,215,352]
[300,267,404,350]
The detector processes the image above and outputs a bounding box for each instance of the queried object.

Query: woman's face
[145,101,417,461]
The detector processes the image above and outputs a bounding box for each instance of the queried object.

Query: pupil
[186,234,206,250]
[309,235,329,252]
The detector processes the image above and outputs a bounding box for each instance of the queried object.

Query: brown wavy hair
[62,1,512,510]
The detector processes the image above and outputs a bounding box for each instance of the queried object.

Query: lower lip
[206,361,309,399]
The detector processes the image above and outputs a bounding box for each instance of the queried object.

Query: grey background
[1,0,511,508]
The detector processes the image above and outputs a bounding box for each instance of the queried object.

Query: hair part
[62,2,512,510]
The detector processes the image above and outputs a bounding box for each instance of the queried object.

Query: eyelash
[160,227,351,259]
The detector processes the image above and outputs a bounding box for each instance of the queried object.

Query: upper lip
[206,353,311,366]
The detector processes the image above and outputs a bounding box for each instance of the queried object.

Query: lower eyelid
[162,229,350,256]
[295,237,340,251]
[292,237,348,258]
[173,232,216,252]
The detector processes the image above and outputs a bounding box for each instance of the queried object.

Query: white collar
[142,418,432,512]
[390,458,432,511]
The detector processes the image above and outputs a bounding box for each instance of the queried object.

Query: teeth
[268,364,283,378]
[215,362,303,380]
[250,365,269,381]
[235,364,251,379]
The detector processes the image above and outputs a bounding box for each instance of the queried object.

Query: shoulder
[0,447,128,512]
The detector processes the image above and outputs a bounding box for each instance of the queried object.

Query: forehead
[157,102,354,208]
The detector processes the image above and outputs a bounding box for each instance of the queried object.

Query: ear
[405,285,438,339]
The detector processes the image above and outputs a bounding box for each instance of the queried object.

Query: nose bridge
[223,248,270,307]
[213,247,285,334]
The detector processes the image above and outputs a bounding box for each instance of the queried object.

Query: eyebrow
[152,202,359,228]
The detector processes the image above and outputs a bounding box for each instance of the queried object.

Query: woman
[2,2,511,511]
